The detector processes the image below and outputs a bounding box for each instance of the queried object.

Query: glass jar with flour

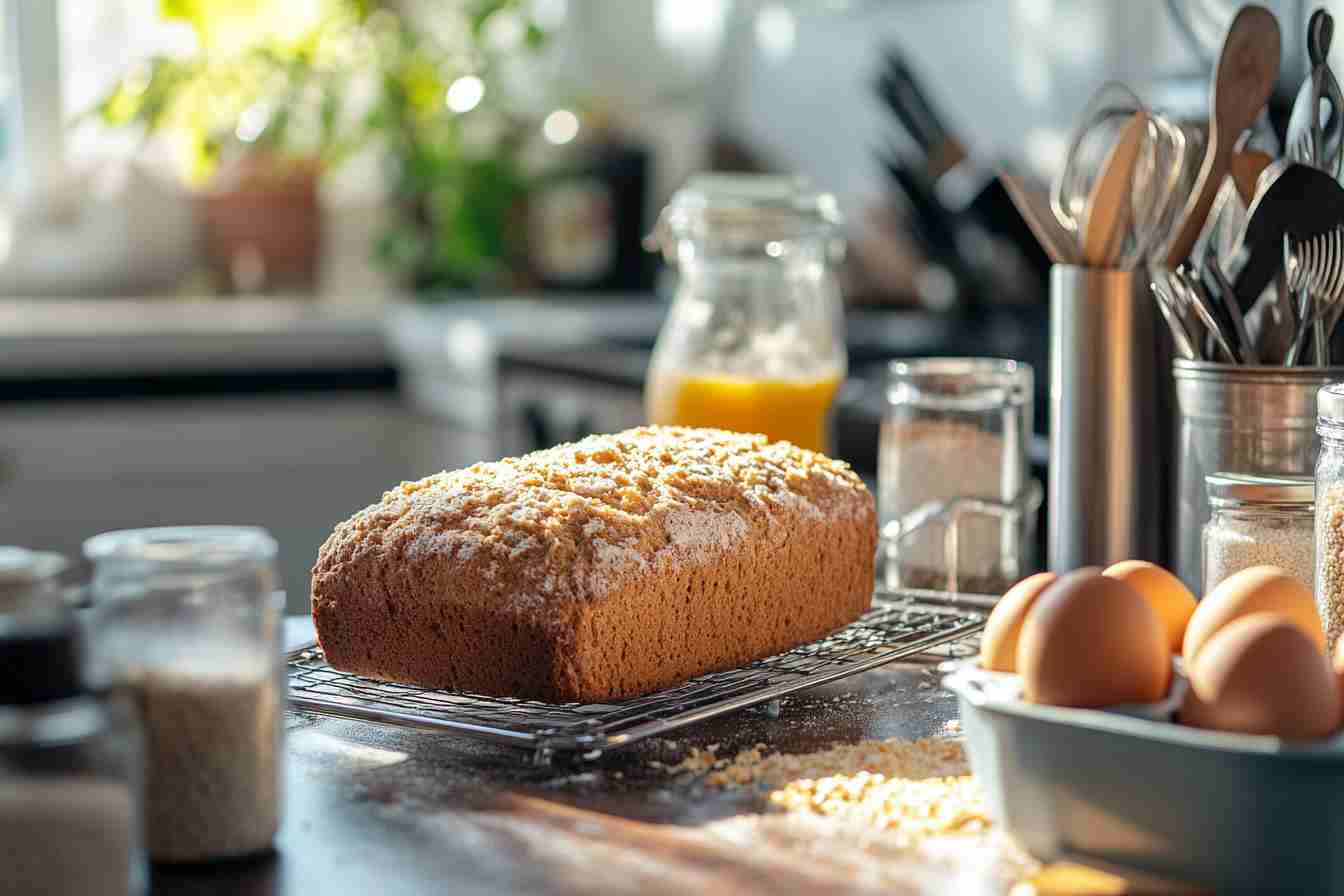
[84,526,283,863]
[879,358,1039,595]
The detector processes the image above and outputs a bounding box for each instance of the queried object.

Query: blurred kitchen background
[0,0,1325,608]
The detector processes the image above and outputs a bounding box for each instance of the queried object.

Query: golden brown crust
[311,426,876,702]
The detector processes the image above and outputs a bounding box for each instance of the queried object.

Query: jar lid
[1321,382,1344,423]
[649,173,841,257]
[0,611,84,705]
[1205,472,1315,507]
[0,547,67,586]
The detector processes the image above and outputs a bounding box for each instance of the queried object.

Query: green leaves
[98,0,555,291]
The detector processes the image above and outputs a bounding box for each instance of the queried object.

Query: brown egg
[979,572,1059,672]
[1182,566,1324,662]
[1183,612,1340,739]
[1017,569,1171,707]
[1102,560,1196,653]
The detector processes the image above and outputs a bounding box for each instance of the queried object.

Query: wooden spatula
[1163,5,1280,268]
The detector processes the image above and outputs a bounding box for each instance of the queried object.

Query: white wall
[720,0,1204,219]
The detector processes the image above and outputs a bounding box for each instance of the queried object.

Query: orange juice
[646,373,842,452]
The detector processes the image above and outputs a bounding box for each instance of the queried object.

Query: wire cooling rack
[287,590,987,763]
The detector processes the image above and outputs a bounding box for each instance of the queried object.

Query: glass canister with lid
[1203,473,1315,594]
[84,526,284,864]
[1,602,146,896]
[645,173,846,452]
[1316,384,1344,654]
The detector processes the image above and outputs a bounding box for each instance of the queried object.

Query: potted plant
[95,0,557,296]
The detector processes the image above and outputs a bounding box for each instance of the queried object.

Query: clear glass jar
[880,358,1039,595]
[1203,473,1314,594]
[1317,384,1344,655]
[0,546,68,615]
[645,174,846,453]
[1,610,146,895]
[83,526,284,863]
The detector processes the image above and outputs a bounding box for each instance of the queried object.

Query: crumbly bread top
[313,426,873,610]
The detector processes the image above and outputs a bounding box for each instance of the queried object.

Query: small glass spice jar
[1203,473,1315,595]
[1316,384,1344,655]
[1,605,146,896]
[84,526,284,863]
[0,546,68,614]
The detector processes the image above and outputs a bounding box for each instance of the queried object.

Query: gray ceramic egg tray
[943,661,1344,893]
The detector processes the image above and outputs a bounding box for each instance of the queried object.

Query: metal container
[1049,266,1169,571]
[1173,362,1342,591]
[944,662,1344,893]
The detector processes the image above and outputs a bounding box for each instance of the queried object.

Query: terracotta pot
[196,152,321,294]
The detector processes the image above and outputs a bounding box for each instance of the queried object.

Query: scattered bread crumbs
[665,737,991,843]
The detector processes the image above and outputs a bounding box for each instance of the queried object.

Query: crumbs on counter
[660,736,990,843]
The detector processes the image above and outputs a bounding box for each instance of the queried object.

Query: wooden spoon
[1081,110,1148,267]
[1163,4,1281,268]
[1231,148,1274,206]
[999,171,1077,265]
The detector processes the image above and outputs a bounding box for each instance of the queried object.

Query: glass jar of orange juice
[645,174,846,452]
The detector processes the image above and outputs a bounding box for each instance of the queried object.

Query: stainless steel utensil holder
[1172,361,1344,590]
[1049,266,1169,571]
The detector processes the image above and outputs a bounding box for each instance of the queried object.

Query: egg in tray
[975,561,1341,740]
[944,562,1344,890]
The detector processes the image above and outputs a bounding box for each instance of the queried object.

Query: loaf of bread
[311,426,877,703]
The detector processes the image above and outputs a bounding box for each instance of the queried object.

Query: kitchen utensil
[999,172,1077,264]
[1232,162,1344,311]
[1286,227,1344,364]
[945,660,1344,893]
[1285,284,1316,366]
[1151,277,1200,360]
[1132,116,1207,269]
[1053,82,1146,242]
[1171,266,1241,362]
[1049,266,1168,570]
[1206,256,1256,363]
[1081,111,1148,267]
[1162,4,1280,268]
[874,46,966,182]
[1230,147,1273,205]
[1286,9,1344,178]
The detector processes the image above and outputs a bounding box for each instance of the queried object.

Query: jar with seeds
[1317,384,1344,655]
[1203,473,1315,594]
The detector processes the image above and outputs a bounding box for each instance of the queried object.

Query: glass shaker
[1203,473,1314,593]
[1317,384,1344,655]
[83,526,284,863]
[645,174,846,453]
[1,604,146,896]
[880,358,1039,595]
